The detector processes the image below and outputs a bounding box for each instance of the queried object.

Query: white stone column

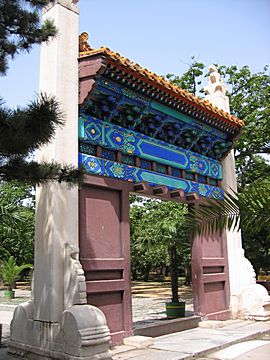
[221,151,256,315]
[204,66,270,320]
[9,3,112,358]
[34,0,79,322]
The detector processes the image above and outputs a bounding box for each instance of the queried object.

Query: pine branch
[0,1,57,74]
[0,94,64,156]
[1,158,83,185]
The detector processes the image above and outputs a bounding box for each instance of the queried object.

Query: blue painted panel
[80,114,222,180]
[138,141,189,168]
[79,153,224,199]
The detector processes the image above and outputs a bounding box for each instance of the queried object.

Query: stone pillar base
[8,302,112,360]
[237,284,270,321]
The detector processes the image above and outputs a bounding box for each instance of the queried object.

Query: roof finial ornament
[204,65,230,112]
[204,65,227,97]
[79,32,92,53]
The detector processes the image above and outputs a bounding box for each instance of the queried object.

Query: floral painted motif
[80,153,224,199]
[190,156,207,173]
[88,159,97,170]
[109,163,125,178]
[112,131,124,146]
[81,114,222,180]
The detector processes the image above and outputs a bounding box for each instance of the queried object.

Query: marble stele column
[8,2,112,359]
[204,66,270,321]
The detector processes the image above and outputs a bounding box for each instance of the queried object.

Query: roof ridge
[79,46,243,127]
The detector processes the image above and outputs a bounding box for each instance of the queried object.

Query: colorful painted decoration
[98,78,228,139]
[79,114,222,179]
[80,78,233,160]
[77,76,234,199]
[79,153,224,199]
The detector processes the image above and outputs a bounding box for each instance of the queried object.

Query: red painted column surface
[79,175,133,345]
[191,228,231,320]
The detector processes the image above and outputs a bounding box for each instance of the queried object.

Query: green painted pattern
[141,172,189,191]
[80,114,223,179]
[151,101,193,124]
[78,117,85,140]
[150,100,226,139]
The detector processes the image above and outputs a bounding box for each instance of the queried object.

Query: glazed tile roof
[79,46,244,129]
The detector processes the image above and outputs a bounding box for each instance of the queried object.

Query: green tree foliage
[0,0,81,184]
[167,62,270,189]
[130,197,169,281]
[0,256,32,290]
[0,0,57,74]
[216,65,270,190]
[237,155,270,193]
[167,61,270,274]
[166,56,205,96]
[188,179,270,237]
[0,181,35,264]
[130,197,189,301]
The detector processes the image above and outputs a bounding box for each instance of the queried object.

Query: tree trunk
[184,264,191,286]
[132,269,138,280]
[141,265,151,282]
[169,245,179,302]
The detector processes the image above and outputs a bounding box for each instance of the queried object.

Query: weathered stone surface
[239,284,270,320]
[206,66,268,321]
[123,336,153,349]
[62,305,112,359]
[8,304,112,359]
[7,1,112,358]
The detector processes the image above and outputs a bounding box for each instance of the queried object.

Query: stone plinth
[9,302,112,359]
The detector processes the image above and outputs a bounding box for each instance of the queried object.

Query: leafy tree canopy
[219,65,270,156]
[130,196,190,300]
[0,181,35,264]
[188,178,270,238]
[166,61,270,275]
[166,62,270,191]
[166,56,205,96]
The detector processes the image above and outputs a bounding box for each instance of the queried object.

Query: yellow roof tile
[79,45,244,128]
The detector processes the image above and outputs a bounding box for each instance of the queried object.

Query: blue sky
[1,0,270,107]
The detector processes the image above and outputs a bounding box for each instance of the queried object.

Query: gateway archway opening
[79,174,230,346]
[78,42,240,345]
[129,194,193,330]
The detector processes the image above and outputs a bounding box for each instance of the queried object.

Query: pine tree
[0,0,81,184]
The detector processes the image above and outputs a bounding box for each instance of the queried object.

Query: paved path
[112,321,270,359]
[1,287,270,359]
[0,286,194,328]
[200,339,270,359]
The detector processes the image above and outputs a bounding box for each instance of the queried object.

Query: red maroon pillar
[191,230,231,320]
[79,175,133,345]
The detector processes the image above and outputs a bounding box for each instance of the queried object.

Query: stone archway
[8,2,270,359]
[77,41,240,345]
[79,174,230,345]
